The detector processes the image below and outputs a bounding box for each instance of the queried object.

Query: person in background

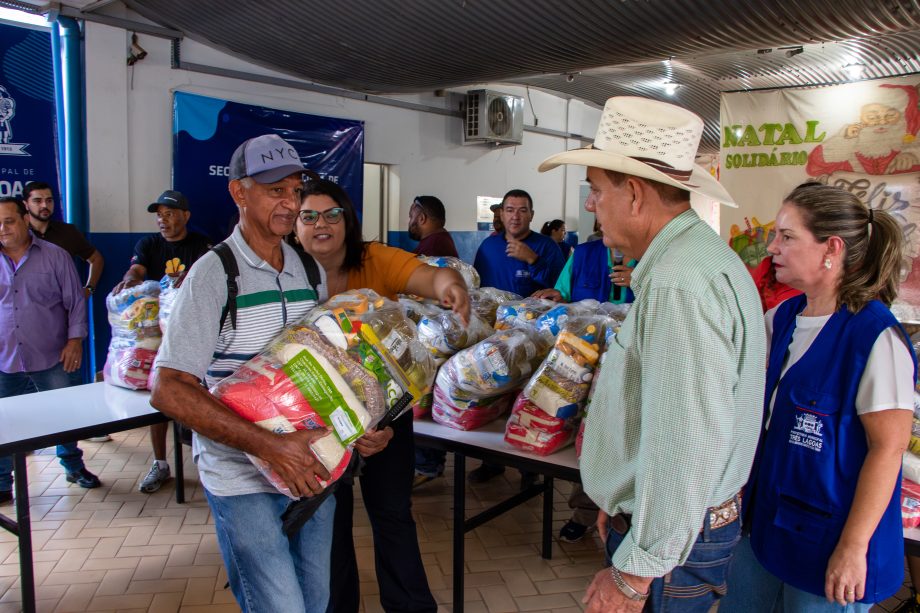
[152,134,335,613]
[750,254,802,312]
[586,218,604,242]
[532,233,636,543]
[112,190,211,494]
[539,95,764,612]
[721,184,914,612]
[408,195,458,257]
[23,181,104,300]
[293,178,468,613]
[474,189,565,301]
[489,202,504,236]
[0,196,100,506]
[541,218,573,260]
[409,194,459,486]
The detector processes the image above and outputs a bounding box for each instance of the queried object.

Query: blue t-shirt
[473,231,565,296]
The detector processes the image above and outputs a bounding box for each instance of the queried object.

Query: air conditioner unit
[463,89,524,145]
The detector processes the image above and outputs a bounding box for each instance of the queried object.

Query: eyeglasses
[298,207,344,225]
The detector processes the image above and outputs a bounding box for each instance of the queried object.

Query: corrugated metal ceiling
[89,1,920,150]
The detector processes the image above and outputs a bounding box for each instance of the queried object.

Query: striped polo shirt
[155,225,327,496]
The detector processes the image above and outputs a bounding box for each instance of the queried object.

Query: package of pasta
[416,308,493,364]
[211,326,386,498]
[435,326,552,403]
[523,317,606,419]
[308,289,436,427]
[468,288,522,326]
[504,394,575,456]
[418,255,481,289]
[431,385,515,430]
[103,281,162,389]
[494,297,557,331]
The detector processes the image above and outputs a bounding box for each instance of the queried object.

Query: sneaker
[139,462,171,493]
[65,467,101,489]
[468,463,505,484]
[0,490,11,505]
[558,520,595,543]
[412,473,440,488]
[85,435,112,442]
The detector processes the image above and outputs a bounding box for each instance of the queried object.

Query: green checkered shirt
[581,209,766,577]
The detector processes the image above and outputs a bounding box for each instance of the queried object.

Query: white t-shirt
[765,306,914,417]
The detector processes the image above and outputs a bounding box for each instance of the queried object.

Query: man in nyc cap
[538,97,765,612]
[151,133,335,613]
[112,189,211,494]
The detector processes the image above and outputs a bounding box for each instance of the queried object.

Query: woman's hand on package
[355,426,394,457]
[440,282,471,325]
[263,428,332,497]
[531,288,563,302]
[610,264,633,287]
[825,541,867,605]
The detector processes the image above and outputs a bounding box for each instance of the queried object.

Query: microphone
[612,249,623,301]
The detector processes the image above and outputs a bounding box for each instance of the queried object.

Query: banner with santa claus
[720,76,920,322]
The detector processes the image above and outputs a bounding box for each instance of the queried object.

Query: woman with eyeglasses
[292,178,468,613]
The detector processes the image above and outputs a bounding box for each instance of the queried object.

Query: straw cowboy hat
[538,96,737,207]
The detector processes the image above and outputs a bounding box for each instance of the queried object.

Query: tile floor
[0,426,911,612]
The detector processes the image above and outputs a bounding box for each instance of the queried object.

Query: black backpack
[211,241,322,331]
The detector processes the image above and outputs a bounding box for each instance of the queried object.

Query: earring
[824,258,832,270]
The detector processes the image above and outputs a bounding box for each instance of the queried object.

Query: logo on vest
[789,412,824,452]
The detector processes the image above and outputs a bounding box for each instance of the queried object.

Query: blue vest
[570,239,635,304]
[749,294,915,602]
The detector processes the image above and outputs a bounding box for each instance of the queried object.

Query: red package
[412,392,433,419]
[510,394,570,434]
[103,347,158,390]
[504,410,574,456]
[575,420,586,458]
[431,385,513,430]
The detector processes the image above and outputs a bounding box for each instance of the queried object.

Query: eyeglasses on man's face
[298,207,345,225]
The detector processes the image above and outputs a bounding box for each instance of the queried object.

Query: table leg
[542,476,554,559]
[14,453,35,613]
[453,452,466,613]
[172,422,185,504]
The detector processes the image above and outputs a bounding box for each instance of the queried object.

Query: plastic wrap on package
[412,391,434,419]
[906,452,920,484]
[418,255,480,289]
[903,478,920,528]
[468,288,522,326]
[398,297,441,324]
[307,289,436,427]
[417,309,493,364]
[911,416,920,456]
[157,275,182,335]
[534,301,601,337]
[504,394,575,456]
[524,317,606,419]
[431,385,515,430]
[211,326,386,498]
[435,326,552,403]
[103,281,162,389]
[494,297,557,330]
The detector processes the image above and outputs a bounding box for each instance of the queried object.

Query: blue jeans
[605,508,741,612]
[205,489,335,613]
[413,446,445,477]
[720,535,872,613]
[0,364,85,492]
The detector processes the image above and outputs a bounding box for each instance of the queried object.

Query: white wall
[83,21,601,237]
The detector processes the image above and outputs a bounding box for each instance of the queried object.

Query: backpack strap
[295,248,322,296]
[212,242,240,331]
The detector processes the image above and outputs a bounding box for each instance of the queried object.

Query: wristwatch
[610,566,649,602]
[84,285,95,295]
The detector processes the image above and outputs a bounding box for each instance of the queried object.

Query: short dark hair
[604,170,689,205]
[502,189,533,210]
[541,219,565,236]
[412,195,446,225]
[298,178,367,273]
[0,196,27,216]
[23,181,53,201]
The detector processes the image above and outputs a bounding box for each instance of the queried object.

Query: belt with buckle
[707,492,741,531]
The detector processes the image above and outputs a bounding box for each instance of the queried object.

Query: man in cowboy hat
[539,97,765,612]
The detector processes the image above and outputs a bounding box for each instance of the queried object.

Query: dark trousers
[327,413,437,613]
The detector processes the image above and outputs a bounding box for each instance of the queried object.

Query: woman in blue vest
[533,236,635,304]
[722,183,916,612]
